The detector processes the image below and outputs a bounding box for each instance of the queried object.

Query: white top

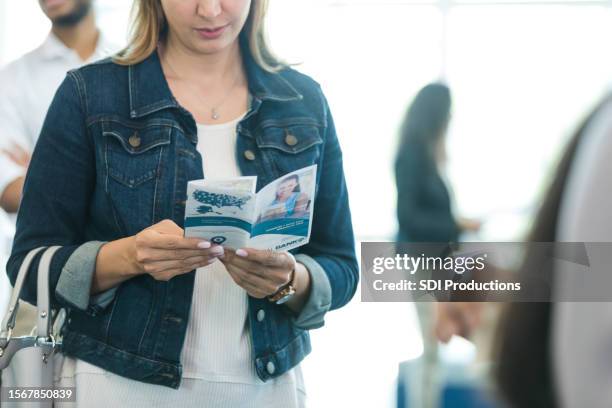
[182,116,250,380]
[0,31,117,201]
[552,98,612,408]
[54,115,306,408]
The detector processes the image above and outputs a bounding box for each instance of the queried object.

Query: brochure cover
[184,165,317,251]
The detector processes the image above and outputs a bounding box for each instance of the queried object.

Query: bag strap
[0,246,62,369]
[0,247,47,336]
[37,246,61,338]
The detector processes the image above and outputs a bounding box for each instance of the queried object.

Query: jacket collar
[128,40,302,119]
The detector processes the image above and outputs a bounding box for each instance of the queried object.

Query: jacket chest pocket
[255,124,324,178]
[102,122,172,234]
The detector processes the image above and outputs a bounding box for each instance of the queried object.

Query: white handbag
[0,246,65,407]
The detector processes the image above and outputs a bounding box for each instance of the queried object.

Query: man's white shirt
[0,31,118,198]
[0,32,117,303]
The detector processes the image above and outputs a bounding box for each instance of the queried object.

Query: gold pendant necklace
[162,50,241,121]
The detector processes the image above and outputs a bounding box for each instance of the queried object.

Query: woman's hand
[434,302,484,343]
[458,217,482,233]
[1,143,31,168]
[219,248,295,298]
[219,248,312,313]
[130,219,225,281]
[92,220,224,294]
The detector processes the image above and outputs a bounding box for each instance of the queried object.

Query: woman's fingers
[142,219,210,249]
[148,219,184,235]
[225,263,278,297]
[235,248,293,269]
[144,255,217,275]
[221,248,292,286]
[138,246,223,262]
[434,302,481,343]
[134,244,222,265]
[140,229,206,250]
[133,220,223,279]
[131,219,214,280]
[1,144,31,168]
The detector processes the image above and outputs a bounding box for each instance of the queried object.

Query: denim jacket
[6,40,358,389]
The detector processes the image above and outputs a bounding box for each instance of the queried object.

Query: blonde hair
[114,0,284,72]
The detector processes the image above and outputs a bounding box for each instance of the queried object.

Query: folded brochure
[184,164,317,252]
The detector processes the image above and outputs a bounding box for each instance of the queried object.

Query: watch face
[274,286,296,304]
[275,293,292,304]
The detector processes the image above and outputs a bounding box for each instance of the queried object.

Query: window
[267,0,612,243]
[267,2,612,406]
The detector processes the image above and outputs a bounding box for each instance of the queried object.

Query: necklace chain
[162,50,242,121]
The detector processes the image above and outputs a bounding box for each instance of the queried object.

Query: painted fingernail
[236,249,248,257]
[198,241,211,249]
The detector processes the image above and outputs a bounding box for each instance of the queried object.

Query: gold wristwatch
[268,267,296,304]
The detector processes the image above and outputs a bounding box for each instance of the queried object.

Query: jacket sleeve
[291,89,359,330]
[5,72,116,316]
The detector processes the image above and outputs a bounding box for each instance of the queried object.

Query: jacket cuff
[292,253,332,330]
[55,241,116,315]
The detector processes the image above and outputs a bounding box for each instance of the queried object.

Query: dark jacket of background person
[395,83,459,243]
[493,96,611,408]
[5,38,358,389]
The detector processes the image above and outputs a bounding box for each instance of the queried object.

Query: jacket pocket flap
[256,125,323,154]
[102,122,172,155]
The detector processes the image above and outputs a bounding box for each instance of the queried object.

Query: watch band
[268,266,296,304]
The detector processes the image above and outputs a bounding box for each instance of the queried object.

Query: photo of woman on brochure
[257,174,311,222]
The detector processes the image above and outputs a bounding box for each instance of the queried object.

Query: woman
[6,0,358,406]
[259,174,310,221]
[394,83,481,407]
[394,83,480,243]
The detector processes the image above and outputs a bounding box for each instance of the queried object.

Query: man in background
[0,0,117,213]
[0,0,117,333]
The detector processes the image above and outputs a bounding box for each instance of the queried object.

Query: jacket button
[266,361,276,375]
[284,133,298,146]
[257,309,265,322]
[129,132,141,148]
[244,150,256,161]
